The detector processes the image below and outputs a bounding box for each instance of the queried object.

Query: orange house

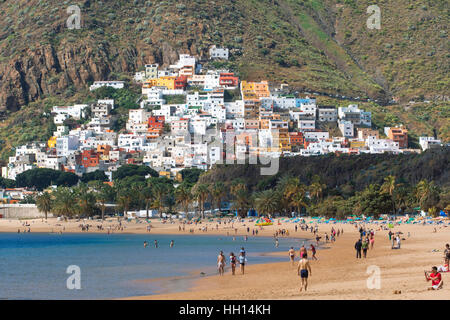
[387,127,408,149]
[81,150,100,168]
[289,132,304,146]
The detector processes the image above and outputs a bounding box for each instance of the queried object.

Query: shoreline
[2,217,450,299]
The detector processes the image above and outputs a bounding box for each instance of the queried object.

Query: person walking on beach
[362,238,369,258]
[300,243,307,259]
[370,234,375,249]
[355,238,362,259]
[238,251,246,275]
[217,251,226,276]
[230,252,237,275]
[444,244,450,266]
[310,244,318,260]
[289,247,296,265]
[297,253,312,292]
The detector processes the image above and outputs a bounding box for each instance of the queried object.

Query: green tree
[255,190,279,216]
[210,182,227,212]
[175,183,193,216]
[380,175,398,215]
[415,180,440,211]
[192,183,210,219]
[35,191,52,220]
[94,182,115,220]
[52,187,78,217]
[231,183,252,218]
[76,188,97,217]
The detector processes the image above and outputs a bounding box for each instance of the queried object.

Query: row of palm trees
[35,173,443,220]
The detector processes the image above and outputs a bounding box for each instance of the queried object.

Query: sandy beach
[1,217,449,299]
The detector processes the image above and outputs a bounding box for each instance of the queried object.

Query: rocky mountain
[0,0,448,113]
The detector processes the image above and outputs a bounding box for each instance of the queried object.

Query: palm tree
[193,184,210,219]
[94,182,115,221]
[141,186,154,219]
[152,182,168,218]
[35,191,52,220]
[415,180,440,211]
[280,177,307,216]
[131,182,146,210]
[77,190,97,218]
[52,187,78,218]
[291,191,308,216]
[309,181,326,203]
[117,188,133,218]
[231,183,252,218]
[381,175,398,215]
[255,190,279,216]
[175,184,192,216]
[210,182,226,213]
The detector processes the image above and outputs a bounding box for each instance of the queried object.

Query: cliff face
[0,40,186,111]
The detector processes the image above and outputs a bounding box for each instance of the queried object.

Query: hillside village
[2,50,444,185]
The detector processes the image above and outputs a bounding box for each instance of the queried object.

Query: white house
[419,137,442,151]
[89,81,125,91]
[209,45,229,60]
[338,120,354,138]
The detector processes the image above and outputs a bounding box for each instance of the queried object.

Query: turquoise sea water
[0,233,308,299]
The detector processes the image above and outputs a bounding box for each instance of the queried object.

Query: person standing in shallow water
[230,252,237,275]
[217,251,225,276]
[170,240,174,248]
[154,240,158,248]
[239,251,246,275]
[288,247,296,265]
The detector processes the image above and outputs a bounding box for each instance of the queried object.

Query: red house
[219,72,239,88]
[289,132,304,146]
[175,75,188,89]
[81,149,100,168]
[148,116,165,129]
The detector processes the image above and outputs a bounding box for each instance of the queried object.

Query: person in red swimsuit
[425,266,443,290]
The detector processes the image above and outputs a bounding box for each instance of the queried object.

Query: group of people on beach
[354,226,376,259]
[143,240,174,248]
[287,243,314,291]
[388,230,403,249]
[217,247,247,276]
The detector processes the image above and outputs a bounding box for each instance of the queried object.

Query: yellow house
[156,76,176,90]
[48,136,57,148]
[159,171,171,179]
[241,81,270,101]
[143,79,158,89]
[350,140,366,149]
